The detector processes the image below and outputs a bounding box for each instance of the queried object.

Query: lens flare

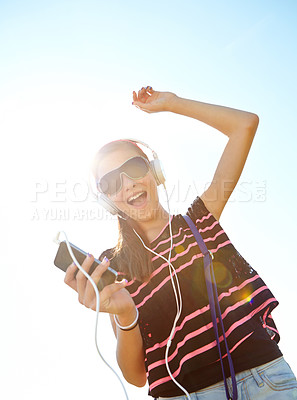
[241,290,254,306]
[213,262,233,289]
[174,245,185,254]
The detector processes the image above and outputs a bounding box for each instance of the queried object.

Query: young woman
[64,87,297,399]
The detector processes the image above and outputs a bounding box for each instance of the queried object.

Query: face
[97,147,161,222]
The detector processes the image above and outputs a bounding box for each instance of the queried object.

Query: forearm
[168,96,259,138]
[112,311,147,387]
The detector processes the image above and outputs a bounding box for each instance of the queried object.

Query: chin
[125,206,159,222]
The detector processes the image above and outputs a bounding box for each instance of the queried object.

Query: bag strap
[182,215,237,400]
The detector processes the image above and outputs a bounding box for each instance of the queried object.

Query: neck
[136,205,170,242]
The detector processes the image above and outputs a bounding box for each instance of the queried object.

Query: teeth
[128,191,145,203]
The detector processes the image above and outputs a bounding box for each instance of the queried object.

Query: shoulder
[186,195,215,222]
[200,192,222,221]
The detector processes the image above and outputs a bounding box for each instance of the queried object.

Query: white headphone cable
[57,231,129,400]
[133,182,191,400]
[163,184,191,400]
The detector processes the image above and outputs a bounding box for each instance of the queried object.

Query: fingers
[64,262,79,291]
[100,279,127,303]
[132,90,137,102]
[146,86,153,95]
[76,254,96,303]
[132,86,153,105]
[83,257,111,306]
[64,254,114,309]
[91,279,128,312]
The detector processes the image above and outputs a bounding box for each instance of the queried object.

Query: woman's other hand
[64,255,135,317]
[132,86,177,113]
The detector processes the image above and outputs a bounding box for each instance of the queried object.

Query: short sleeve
[186,195,214,222]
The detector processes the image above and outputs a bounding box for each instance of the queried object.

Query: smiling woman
[91,139,170,281]
[63,86,297,400]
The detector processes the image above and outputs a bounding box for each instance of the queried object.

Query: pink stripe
[149,215,173,244]
[148,287,269,370]
[138,216,223,296]
[151,214,216,252]
[127,238,198,288]
[262,311,279,336]
[262,308,269,323]
[133,252,204,304]
[151,226,185,251]
[129,239,200,297]
[224,298,277,338]
[148,321,214,372]
[128,227,226,292]
[265,325,279,335]
[146,303,211,354]
[215,331,254,362]
[149,339,218,390]
[133,239,232,305]
[183,212,213,233]
[130,240,201,298]
[213,240,231,252]
[130,238,231,297]
[205,229,226,243]
[151,228,226,262]
[151,239,197,262]
[149,298,277,390]
[220,286,269,319]
[229,331,254,352]
[217,274,260,302]
[151,213,213,251]
[199,220,219,233]
[197,212,213,224]
[146,275,261,355]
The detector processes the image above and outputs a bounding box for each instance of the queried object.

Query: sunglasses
[97,156,150,196]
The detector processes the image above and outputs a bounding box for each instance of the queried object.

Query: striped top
[109,196,281,398]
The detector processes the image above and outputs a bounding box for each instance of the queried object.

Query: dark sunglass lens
[124,157,149,178]
[99,172,122,196]
[98,157,149,196]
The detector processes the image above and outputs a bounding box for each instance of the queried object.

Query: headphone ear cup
[150,159,166,186]
[97,194,121,216]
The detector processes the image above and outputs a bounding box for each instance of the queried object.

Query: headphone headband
[121,138,159,160]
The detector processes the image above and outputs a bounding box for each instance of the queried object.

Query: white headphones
[92,139,166,217]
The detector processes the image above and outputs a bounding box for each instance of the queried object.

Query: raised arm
[133,87,259,220]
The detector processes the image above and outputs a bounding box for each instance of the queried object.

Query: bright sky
[1,1,296,399]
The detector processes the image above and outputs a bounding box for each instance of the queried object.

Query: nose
[121,173,137,190]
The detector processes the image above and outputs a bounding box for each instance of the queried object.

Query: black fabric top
[104,196,281,398]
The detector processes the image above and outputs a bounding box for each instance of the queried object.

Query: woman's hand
[64,255,136,318]
[132,86,178,113]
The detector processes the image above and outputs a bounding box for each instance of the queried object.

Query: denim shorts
[158,356,297,399]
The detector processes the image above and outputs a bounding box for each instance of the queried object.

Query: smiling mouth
[127,191,148,206]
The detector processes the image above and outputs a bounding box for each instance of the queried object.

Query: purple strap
[183,215,237,400]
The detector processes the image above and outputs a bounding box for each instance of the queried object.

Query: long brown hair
[93,140,154,282]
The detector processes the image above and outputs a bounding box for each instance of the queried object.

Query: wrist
[164,94,183,113]
[116,305,137,327]
[114,307,139,331]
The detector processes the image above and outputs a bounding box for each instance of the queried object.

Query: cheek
[144,174,158,192]
[110,192,125,205]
